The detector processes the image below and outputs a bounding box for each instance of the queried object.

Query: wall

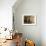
[13,0,41,46]
[0,0,16,30]
[41,0,46,46]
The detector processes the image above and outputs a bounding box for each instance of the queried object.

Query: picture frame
[22,15,36,25]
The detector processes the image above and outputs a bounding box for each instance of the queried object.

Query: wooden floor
[0,39,16,46]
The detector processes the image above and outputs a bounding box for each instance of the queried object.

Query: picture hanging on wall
[22,15,36,25]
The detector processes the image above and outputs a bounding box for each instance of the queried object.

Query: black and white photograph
[22,15,36,25]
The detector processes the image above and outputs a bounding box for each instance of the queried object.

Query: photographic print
[22,15,36,25]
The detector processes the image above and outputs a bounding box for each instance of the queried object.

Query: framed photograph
[22,15,36,25]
